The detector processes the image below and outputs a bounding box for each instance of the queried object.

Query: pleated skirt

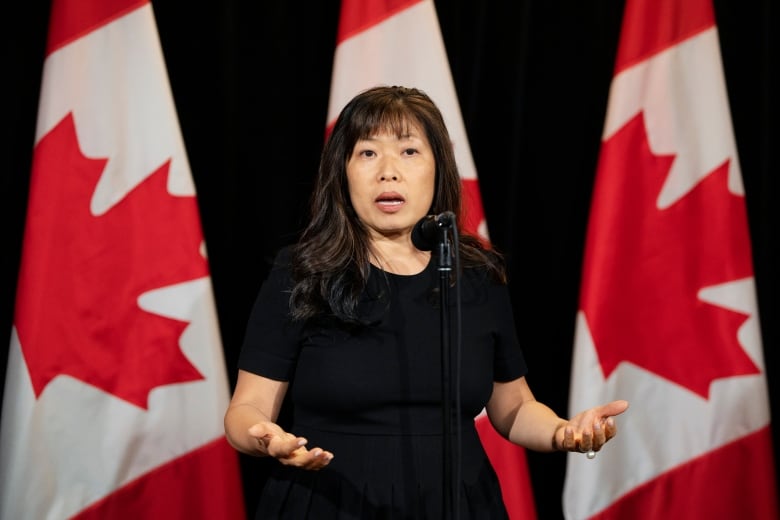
[254,425,509,519]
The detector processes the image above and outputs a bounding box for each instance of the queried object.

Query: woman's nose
[377,158,400,181]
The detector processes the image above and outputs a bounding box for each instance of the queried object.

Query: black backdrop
[2,1,778,518]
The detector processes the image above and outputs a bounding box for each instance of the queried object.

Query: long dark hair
[289,85,505,323]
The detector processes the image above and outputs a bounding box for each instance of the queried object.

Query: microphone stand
[435,229,456,519]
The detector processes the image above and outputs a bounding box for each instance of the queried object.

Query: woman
[224,85,628,518]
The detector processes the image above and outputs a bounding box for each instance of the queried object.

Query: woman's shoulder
[460,242,507,285]
[272,244,295,268]
[255,245,295,290]
[461,263,504,286]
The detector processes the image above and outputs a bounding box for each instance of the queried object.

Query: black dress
[239,248,527,519]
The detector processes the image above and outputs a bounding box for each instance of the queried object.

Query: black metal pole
[437,233,455,519]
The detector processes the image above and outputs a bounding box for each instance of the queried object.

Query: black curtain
[2,1,777,518]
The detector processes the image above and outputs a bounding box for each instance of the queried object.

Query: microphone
[412,211,455,251]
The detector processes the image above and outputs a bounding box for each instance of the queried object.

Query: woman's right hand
[248,422,334,470]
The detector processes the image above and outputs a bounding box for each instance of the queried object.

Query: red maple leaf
[14,113,208,409]
[580,112,760,398]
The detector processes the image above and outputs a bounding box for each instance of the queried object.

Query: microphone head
[411,212,456,251]
[411,214,440,251]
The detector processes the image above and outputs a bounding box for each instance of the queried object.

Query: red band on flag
[336,0,423,43]
[72,438,245,520]
[47,0,149,55]
[614,0,714,74]
[590,427,779,519]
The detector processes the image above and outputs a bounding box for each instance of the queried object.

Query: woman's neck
[369,238,431,275]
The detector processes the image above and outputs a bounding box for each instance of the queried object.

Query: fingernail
[297,438,307,446]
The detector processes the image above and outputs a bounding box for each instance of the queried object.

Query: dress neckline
[370,255,434,279]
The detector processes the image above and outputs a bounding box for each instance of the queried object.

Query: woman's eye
[359,150,376,158]
[403,148,418,156]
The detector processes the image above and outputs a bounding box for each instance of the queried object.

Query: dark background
[2,1,778,518]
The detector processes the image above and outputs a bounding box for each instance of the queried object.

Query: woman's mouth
[375,192,405,213]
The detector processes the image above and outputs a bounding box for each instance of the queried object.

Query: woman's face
[346,121,435,242]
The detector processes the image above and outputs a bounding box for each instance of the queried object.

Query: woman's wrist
[551,421,568,451]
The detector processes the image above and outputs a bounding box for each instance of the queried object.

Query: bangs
[352,103,422,140]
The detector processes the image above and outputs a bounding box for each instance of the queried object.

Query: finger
[287,447,334,470]
[285,436,308,452]
[604,417,617,440]
[268,436,307,459]
[304,448,334,470]
[580,428,594,452]
[563,426,576,451]
[566,428,588,453]
[599,399,629,418]
[592,419,606,450]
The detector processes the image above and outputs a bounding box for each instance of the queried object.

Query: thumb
[600,399,629,418]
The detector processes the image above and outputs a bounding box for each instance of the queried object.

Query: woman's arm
[486,376,628,453]
[224,369,333,469]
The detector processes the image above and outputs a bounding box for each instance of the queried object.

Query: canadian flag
[563,0,779,518]
[326,1,536,518]
[0,1,245,518]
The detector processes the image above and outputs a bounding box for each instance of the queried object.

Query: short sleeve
[489,281,528,382]
[238,247,304,381]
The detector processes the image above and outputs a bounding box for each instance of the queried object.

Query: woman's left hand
[553,399,629,454]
